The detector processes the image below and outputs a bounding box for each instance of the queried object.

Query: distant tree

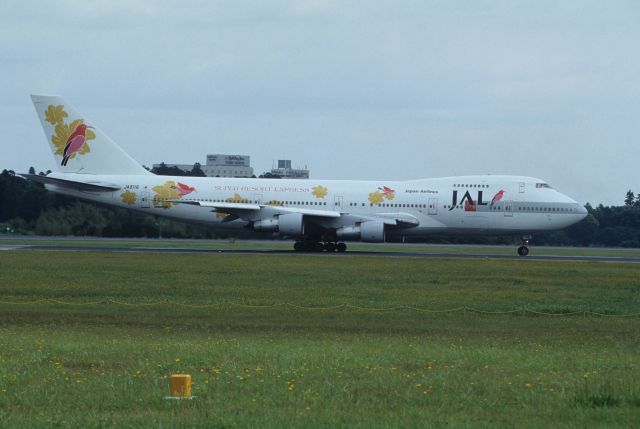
[258,172,281,179]
[636,194,640,208]
[189,162,206,177]
[0,169,56,223]
[566,213,600,246]
[625,190,635,206]
[28,166,36,175]
[151,162,189,176]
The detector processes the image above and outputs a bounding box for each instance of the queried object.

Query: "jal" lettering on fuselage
[449,190,487,211]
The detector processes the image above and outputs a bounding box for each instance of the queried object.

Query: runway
[4,243,640,263]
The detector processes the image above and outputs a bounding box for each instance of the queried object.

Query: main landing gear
[517,236,531,256]
[293,241,347,252]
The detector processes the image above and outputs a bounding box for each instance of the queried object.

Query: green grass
[0,251,640,428]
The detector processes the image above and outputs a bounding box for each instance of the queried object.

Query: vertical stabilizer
[31,95,150,175]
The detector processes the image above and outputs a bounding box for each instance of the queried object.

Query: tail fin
[31,95,150,175]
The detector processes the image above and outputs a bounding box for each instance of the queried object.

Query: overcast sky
[1,0,639,205]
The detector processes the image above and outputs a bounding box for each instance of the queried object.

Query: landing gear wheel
[336,242,347,252]
[517,246,529,256]
[313,242,324,252]
[293,242,304,252]
[324,242,336,252]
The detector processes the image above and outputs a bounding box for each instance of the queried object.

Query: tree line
[150,162,281,178]
[1,168,639,247]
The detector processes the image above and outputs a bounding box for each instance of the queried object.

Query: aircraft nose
[560,192,588,218]
[576,204,588,217]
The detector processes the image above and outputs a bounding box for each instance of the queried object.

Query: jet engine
[336,221,385,243]
[253,213,305,236]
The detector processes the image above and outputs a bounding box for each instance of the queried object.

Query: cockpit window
[536,183,552,189]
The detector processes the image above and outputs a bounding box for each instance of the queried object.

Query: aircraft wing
[167,200,342,219]
[173,200,262,211]
[21,174,121,192]
[168,199,419,229]
[370,212,420,227]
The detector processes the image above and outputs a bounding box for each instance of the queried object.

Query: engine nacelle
[253,213,305,236]
[335,225,360,240]
[253,218,278,232]
[278,213,304,236]
[360,221,385,242]
[336,221,385,243]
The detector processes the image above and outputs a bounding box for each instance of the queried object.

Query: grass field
[1,250,639,428]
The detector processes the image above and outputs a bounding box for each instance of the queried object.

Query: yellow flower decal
[45,104,96,159]
[44,105,68,125]
[368,191,384,204]
[368,186,395,204]
[311,185,328,199]
[216,194,249,218]
[152,181,182,209]
[121,190,136,205]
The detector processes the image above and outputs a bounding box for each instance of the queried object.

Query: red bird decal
[176,182,195,196]
[378,186,395,196]
[61,123,93,166]
[490,190,505,206]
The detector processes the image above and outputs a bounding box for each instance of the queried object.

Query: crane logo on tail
[44,105,96,166]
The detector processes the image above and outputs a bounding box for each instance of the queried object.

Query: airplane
[24,95,588,256]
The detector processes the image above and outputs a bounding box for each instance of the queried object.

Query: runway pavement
[4,243,640,263]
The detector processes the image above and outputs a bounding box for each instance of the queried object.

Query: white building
[270,160,309,179]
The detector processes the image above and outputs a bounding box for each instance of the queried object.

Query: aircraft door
[428,198,438,215]
[334,196,343,211]
[140,191,151,209]
[252,194,263,204]
[504,201,513,217]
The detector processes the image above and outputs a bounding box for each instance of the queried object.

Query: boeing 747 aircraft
[25,95,587,255]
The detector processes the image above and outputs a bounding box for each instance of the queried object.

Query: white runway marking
[0,245,27,251]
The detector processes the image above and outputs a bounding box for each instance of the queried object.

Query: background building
[153,154,254,177]
[269,160,309,179]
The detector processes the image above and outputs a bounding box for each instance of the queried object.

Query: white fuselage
[47,173,587,239]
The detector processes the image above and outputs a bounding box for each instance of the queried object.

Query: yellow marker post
[166,374,194,399]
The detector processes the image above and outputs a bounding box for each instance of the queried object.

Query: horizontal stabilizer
[20,174,121,192]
